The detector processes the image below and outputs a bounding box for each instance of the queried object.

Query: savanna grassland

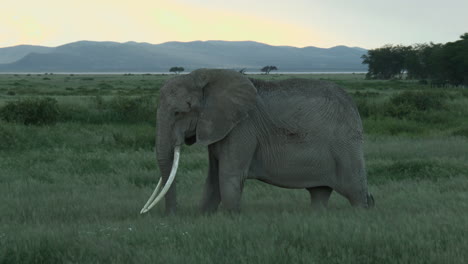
[0,73,467,263]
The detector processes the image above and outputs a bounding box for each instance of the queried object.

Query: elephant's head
[140,69,257,214]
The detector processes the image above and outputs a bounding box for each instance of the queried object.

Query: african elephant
[140,69,374,214]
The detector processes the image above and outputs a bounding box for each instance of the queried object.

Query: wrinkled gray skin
[156,69,374,214]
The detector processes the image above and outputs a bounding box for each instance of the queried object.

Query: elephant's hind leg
[332,146,371,208]
[306,186,333,209]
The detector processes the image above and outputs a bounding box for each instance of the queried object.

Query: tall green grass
[0,74,467,263]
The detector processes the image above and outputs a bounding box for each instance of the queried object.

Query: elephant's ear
[193,69,257,145]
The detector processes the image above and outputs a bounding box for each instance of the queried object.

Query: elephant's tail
[366,193,375,208]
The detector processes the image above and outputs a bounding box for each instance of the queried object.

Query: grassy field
[0,73,467,263]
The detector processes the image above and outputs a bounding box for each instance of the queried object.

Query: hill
[0,40,367,72]
[0,45,53,64]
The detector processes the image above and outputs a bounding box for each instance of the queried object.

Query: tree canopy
[261,66,278,74]
[361,33,468,86]
[169,67,184,74]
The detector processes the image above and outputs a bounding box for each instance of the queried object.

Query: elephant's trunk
[140,109,180,214]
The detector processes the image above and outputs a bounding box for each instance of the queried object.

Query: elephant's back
[253,78,363,140]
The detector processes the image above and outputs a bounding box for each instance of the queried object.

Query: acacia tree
[169,67,184,74]
[261,66,278,74]
[437,33,468,86]
[361,45,407,79]
[362,33,468,85]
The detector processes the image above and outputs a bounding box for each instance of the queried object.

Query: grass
[0,73,467,263]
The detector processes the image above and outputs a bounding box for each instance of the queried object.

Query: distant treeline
[361,33,468,86]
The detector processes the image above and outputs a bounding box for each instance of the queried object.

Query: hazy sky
[1,0,467,49]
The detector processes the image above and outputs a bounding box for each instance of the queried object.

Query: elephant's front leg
[217,142,256,212]
[200,149,221,214]
[219,171,245,212]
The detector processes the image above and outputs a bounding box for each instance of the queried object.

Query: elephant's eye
[175,111,181,116]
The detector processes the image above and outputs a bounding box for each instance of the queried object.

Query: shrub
[0,97,60,125]
[98,82,113,89]
[0,124,21,149]
[363,118,426,135]
[368,159,467,184]
[460,89,468,98]
[352,91,380,98]
[57,96,157,124]
[108,96,156,123]
[93,95,105,110]
[409,110,453,125]
[58,103,105,124]
[384,91,447,119]
[111,131,155,150]
[354,98,379,118]
[389,91,446,111]
[384,102,417,119]
[452,127,468,138]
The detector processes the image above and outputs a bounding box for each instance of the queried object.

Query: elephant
[140,69,374,214]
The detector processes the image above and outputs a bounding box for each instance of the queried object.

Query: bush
[384,91,447,119]
[418,79,429,85]
[452,127,468,138]
[108,96,156,123]
[364,118,426,135]
[352,91,380,98]
[354,98,380,118]
[409,110,453,125]
[111,130,155,150]
[0,123,22,149]
[384,102,417,119]
[368,159,467,184]
[460,89,468,98]
[389,91,446,111]
[98,82,113,89]
[0,97,60,125]
[56,96,157,124]
[58,103,105,124]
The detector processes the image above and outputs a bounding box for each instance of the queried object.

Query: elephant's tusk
[140,146,181,214]
[140,178,162,214]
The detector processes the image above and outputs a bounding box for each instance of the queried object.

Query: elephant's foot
[366,193,375,208]
[200,200,220,214]
[164,188,177,215]
[307,186,333,210]
[219,175,243,213]
[164,207,177,215]
[200,181,221,214]
[221,202,241,213]
[220,191,241,213]
[342,190,373,209]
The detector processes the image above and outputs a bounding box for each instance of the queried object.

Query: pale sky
[1,0,467,49]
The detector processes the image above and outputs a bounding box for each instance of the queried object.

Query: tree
[436,34,468,86]
[261,66,278,74]
[169,67,184,74]
[361,45,407,79]
[405,43,443,80]
[361,32,468,86]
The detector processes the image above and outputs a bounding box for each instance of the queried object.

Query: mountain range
[0,40,367,72]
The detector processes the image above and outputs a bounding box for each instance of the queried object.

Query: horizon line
[0,40,368,50]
